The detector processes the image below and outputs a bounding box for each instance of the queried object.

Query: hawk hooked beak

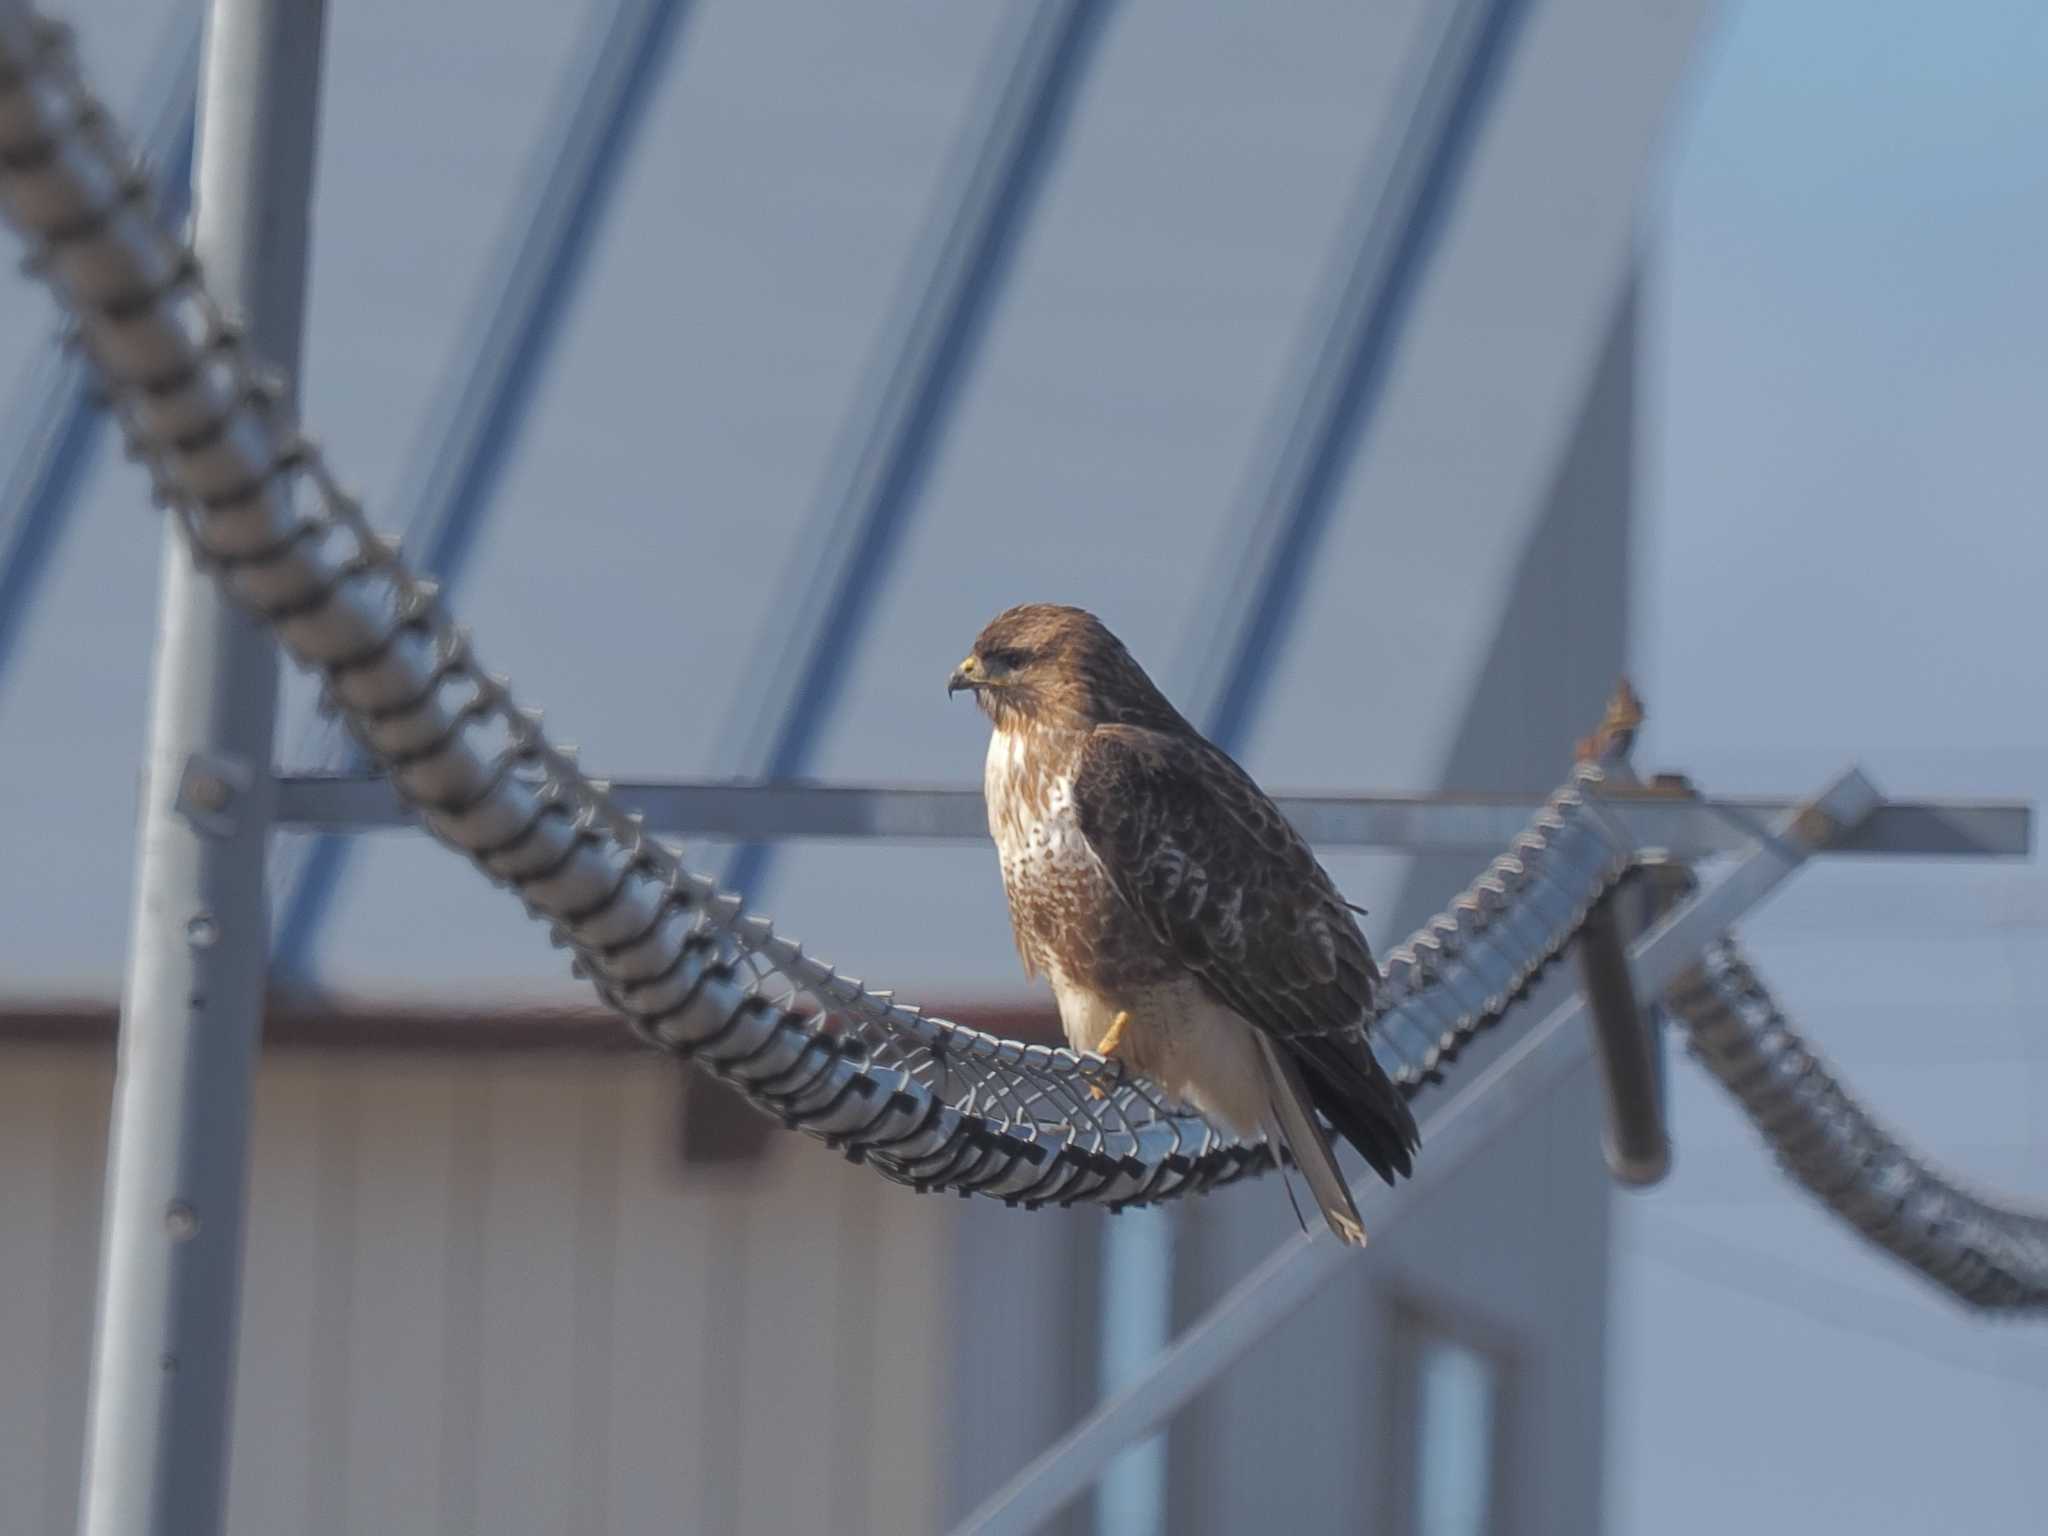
[948,655,982,696]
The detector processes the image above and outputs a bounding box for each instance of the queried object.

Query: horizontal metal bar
[271,774,2030,857]
[953,767,1877,1536]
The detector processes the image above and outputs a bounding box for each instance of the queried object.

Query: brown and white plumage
[949,603,1418,1245]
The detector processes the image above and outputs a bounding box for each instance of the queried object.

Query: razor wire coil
[0,2,2043,1313]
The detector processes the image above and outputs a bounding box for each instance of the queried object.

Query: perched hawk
[949,603,1418,1245]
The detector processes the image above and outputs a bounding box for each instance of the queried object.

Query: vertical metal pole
[78,4,327,1533]
[1576,890,1671,1186]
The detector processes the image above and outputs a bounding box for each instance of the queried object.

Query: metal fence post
[77,3,327,1532]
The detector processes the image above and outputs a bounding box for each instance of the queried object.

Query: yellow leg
[1089,1011,1133,1099]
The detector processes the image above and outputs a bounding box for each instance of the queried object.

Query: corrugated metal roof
[0,0,1703,997]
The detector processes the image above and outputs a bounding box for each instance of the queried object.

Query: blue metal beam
[0,7,199,703]
[1176,0,1534,751]
[269,0,693,980]
[719,0,1113,904]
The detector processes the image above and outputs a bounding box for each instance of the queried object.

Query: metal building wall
[0,2,1708,1531]
[0,1048,955,1536]
[0,215,1652,1536]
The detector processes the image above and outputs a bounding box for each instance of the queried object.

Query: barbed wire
[1,0,2044,1306]
[0,6,1637,1209]
[1667,940,2048,1312]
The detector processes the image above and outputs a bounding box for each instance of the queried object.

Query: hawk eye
[992,648,1027,669]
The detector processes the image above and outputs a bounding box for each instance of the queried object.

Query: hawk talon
[1087,1011,1133,1099]
[1097,1009,1131,1060]
[1086,1063,1130,1102]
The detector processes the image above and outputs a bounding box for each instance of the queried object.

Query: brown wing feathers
[1070,725,1419,1185]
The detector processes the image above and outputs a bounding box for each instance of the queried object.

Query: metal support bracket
[1577,885,1670,1186]
[172,748,255,838]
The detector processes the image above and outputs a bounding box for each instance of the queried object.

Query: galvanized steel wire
[1667,942,2048,1312]
[0,6,1630,1207]
[1,0,2044,1304]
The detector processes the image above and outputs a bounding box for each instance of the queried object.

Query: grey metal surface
[1669,942,2048,1313]
[0,23,1636,1208]
[1577,890,1670,1185]
[715,0,1108,903]
[1177,0,1528,748]
[1578,734,1671,1187]
[268,773,2032,856]
[70,2,324,1532]
[268,0,692,979]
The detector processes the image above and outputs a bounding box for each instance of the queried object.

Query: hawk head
[949,603,1179,731]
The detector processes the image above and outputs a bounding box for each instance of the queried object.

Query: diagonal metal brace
[1629,767,1880,997]
[950,766,1883,1536]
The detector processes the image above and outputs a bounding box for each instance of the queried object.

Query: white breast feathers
[984,727,1107,977]
[985,729,1083,860]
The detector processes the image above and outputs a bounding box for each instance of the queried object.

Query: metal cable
[0,7,1654,1208]
[6,5,2042,1290]
[1667,940,2048,1314]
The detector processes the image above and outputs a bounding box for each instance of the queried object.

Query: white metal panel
[730,1137,857,1534]
[308,0,1009,994]
[0,1046,983,1533]
[0,0,587,993]
[222,1059,331,1532]
[1248,0,1707,798]
[768,0,1433,996]
[334,1063,467,1531]
[863,1171,950,1536]
[0,470,169,993]
[468,1062,600,1532]
[814,0,1437,769]
[940,1200,1099,1532]
[601,1067,726,1528]
[293,0,589,498]
[0,1011,1615,1535]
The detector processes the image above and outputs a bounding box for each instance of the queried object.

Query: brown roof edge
[0,994,1062,1054]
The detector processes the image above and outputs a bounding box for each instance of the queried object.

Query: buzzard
[950,603,1418,1245]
